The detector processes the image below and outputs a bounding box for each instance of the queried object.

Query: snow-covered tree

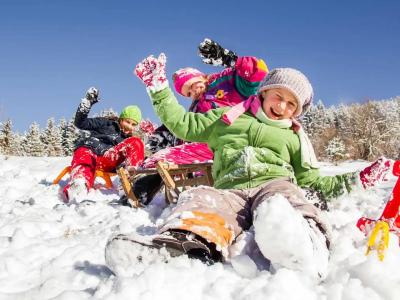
[60,118,79,156]
[11,132,25,156]
[42,118,63,156]
[98,108,118,119]
[24,122,45,157]
[345,101,396,160]
[301,100,337,160]
[334,103,352,135]
[325,136,347,162]
[373,98,400,159]
[0,119,14,155]
[301,100,330,137]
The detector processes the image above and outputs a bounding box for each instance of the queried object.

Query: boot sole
[105,233,185,276]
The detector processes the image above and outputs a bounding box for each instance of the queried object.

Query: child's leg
[132,173,164,205]
[105,186,251,274]
[98,137,144,171]
[63,147,97,197]
[249,179,330,280]
[158,186,251,259]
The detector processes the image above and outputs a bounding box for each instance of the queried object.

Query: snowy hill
[0,156,399,300]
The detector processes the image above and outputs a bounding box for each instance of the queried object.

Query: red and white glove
[134,53,168,93]
[139,119,157,136]
[359,157,394,189]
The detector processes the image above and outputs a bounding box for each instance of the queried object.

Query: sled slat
[117,167,141,208]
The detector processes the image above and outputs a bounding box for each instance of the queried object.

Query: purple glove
[359,157,393,188]
[134,53,168,93]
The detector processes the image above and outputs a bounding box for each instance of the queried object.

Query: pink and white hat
[173,67,205,97]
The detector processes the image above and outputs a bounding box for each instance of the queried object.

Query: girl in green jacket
[106,53,394,280]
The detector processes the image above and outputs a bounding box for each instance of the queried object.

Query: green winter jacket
[150,88,356,199]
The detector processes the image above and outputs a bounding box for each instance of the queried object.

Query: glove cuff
[78,98,92,113]
[146,79,169,94]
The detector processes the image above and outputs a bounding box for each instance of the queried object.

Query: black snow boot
[133,173,164,205]
[105,230,222,276]
[152,230,221,265]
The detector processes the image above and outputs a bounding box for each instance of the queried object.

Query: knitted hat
[173,67,206,97]
[119,105,142,123]
[258,68,314,116]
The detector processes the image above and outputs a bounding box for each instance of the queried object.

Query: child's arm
[291,145,357,199]
[147,124,181,154]
[232,56,268,98]
[295,163,357,199]
[150,87,222,143]
[293,149,394,199]
[207,56,268,99]
[198,39,268,97]
[135,53,223,143]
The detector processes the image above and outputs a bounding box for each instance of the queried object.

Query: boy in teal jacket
[106,54,393,280]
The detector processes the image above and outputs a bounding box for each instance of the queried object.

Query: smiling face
[119,118,138,136]
[261,88,299,120]
[187,81,207,101]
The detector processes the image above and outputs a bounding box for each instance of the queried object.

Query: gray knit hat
[258,68,314,116]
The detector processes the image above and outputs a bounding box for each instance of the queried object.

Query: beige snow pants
[159,178,331,257]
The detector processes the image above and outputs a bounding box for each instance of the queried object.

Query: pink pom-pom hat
[173,67,206,96]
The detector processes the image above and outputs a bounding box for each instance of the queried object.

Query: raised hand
[198,38,238,67]
[359,157,394,189]
[85,87,99,105]
[134,53,168,93]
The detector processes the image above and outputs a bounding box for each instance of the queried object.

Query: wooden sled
[117,161,214,208]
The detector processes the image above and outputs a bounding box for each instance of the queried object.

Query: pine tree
[11,133,25,156]
[62,119,79,156]
[42,118,63,156]
[334,103,351,133]
[325,136,346,162]
[301,100,330,137]
[59,118,69,156]
[0,119,14,155]
[24,122,45,157]
[301,100,337,160]
[98,108,118,118]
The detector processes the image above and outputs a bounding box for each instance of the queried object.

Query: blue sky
[1,0,399,132]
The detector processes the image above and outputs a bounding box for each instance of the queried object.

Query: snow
[0,155,399,299]
[253,194,329,280]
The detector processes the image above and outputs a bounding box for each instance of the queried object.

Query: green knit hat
[119,105,142,123]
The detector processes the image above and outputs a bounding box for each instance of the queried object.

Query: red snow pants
[63,136,144,197]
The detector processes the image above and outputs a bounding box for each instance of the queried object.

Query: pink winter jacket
[191,56,268,113]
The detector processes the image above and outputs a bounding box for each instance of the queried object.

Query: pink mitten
[359,157,393,188]
[134,53,168,93]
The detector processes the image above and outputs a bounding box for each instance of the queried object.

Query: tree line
[301,96,400,161]
[1,98,399,161]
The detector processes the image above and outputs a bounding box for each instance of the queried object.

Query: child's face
[261,88,298,120]
[119,118,138,136]
[187,81,207,101]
